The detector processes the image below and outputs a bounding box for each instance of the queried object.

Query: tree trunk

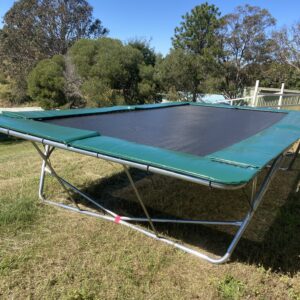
[192,92,197,102]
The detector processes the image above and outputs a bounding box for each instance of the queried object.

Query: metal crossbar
[32,141,284,264]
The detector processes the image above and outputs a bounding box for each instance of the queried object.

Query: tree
[138,64,158,102]
[0,0,108,102]
[69,38,159,106]
[128,39,156,66]
[128,39,161,102]
[171,3,223,100]
[273,22,300,73]
[172,3,222,55]
[220,5,276,97]
[259,62,300,89]
[27,55,66,108]
[157,49,197,98]
[63,54,85,108]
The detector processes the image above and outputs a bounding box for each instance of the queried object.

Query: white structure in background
[242,80,300,109]
[206,80,300,109]
[161,93,228,104]
[0,107,43,114]
[196,94,227,104]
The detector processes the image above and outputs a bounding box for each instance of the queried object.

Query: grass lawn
[0,138,300,299]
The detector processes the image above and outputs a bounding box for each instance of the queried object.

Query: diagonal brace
[32,142,81,210]
[123,165,160,237]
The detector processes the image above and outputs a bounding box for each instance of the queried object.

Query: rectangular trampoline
[1,102,300,264]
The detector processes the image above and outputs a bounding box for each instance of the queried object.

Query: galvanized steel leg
[218,155,284,263]
[123,165,159,237]
[33,142,81,210]
[38,145,49,201]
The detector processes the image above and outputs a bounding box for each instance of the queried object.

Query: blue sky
[1,0,300,55]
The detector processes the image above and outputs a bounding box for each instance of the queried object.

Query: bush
[27,55,67,109]
[69,37,159,106]
[26,38,160,108]
[81,79,117,107]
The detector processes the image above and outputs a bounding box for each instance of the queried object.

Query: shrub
[27,55,67,109]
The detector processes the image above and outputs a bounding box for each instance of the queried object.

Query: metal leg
[33,142,81,210]
[221,155,283,261]
[38,145,49,201]
[33,141,284,264]
[249,177,257,209]
[123,165,159,237]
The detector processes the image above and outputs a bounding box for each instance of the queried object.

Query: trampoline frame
[2,126,296,264]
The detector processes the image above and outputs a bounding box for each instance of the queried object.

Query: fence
[214,81,300,110]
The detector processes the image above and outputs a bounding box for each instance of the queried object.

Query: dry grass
[0,138,300,299]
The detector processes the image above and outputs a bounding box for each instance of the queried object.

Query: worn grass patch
[0,140,300,299]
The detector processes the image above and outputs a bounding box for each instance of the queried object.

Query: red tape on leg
[114,215,121,224]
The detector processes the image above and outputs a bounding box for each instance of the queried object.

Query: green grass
[0,139,300,299]
[0,197,38,228]
[217,275,245,300]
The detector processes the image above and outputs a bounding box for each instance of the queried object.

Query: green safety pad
[208,111,300,169]
[0,115,99,144]
[189,102,287,113]
[2,102,188,120]
[71,135,258,185]
[2,106,134,120]
[134,102,189,110]
[2,102,283,121]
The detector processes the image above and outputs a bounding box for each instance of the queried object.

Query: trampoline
[0,102,299,264]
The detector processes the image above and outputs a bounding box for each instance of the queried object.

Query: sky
[1,0,300,55]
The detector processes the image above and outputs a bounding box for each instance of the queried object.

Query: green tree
[171,3,223,100]
[138,64,157,102]
[220,5,276,97]
[128,39,156,66]
[128,39,161,102]
[157,49,196,98]
[260,62,300,90]
[273,22,300,73]
[0,0,108,102]
[27,55,66,109]
[70,38,158,106]
[172,3,222,55]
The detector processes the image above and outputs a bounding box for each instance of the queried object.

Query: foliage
[165,86,181,101]
[63,54,85,108]
[27,55,67,109]
[0,71,13,103]
[170,3,223,100]
[0,0,108,103]
[273,22,300,73]
[157,49,196,96]
[260,62,300,90]
[220,5,276,97]
[1,1,300,106]
[0,71,8,85]
[128,39,156,66]
[69,38,159,106]
[81,78,118,107]
[172,2,222,55]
